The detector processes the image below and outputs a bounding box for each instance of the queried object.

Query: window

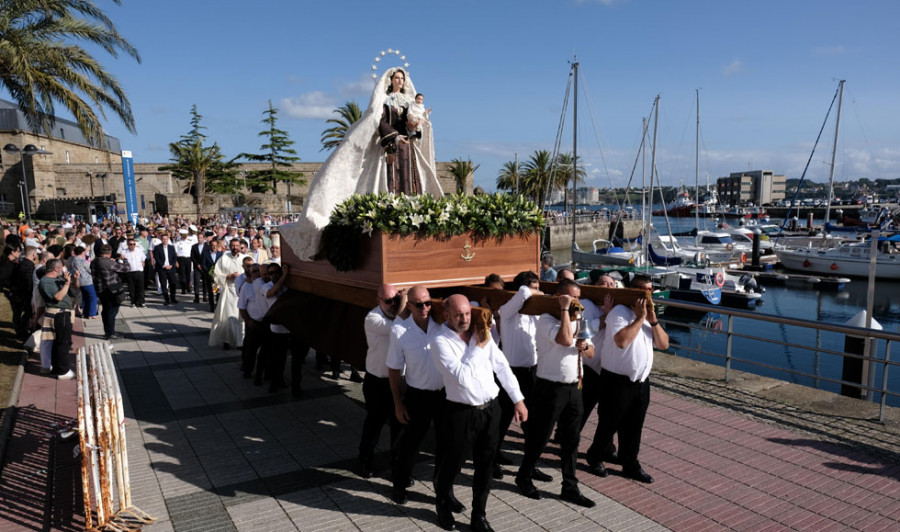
[95,156,99,164]
[56,188,66,197]
[60,128,65,140]
[65,151,70,164]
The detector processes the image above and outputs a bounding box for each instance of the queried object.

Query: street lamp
[3,143,52,225]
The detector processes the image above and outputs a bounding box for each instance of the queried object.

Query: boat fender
[714,272,725,287]
[802,259,811,267]
[740,252,747,263]
[725,243,734,251]
[830,263,838,270]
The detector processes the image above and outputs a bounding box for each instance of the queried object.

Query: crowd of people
[358,269,668,532]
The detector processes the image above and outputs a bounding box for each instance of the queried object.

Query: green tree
[160,106,238,219]
[554,152,587,206]
[237,100,302,193]
[320,100,362,151]
[521,150,554,207]
[447,157,479,194]
[0,0,140,143]
[496,160,524,193]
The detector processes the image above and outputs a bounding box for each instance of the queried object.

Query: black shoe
[495,453,513,466]
[359,461,372,479]
[515,477,541,500]
[223,343,230,350]
[407,477,414,488]
[599,445,620,465]
[560,488,596,508]
[492,464,505,480]
[447,494,465,514]
[194,298,200,303]
[349,370,364,383]
[436,504,456,530]
[329,370,340,380]
[531,469,552,482]
[254,374,263,386]
[470,515,495,532]
[105,333,122,340]
[586,457,608,477]
[391,488,408,505]
[171,299,178,304]
[162,301,170,306]
[622,466,654,484]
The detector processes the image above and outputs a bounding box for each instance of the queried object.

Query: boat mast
[571,58,578,251]
[824,80,845,228]
[695,88,700,231]
[642,117,647,262]
[648,96,660,247]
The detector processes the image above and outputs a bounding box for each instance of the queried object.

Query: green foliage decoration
[320,192,545,271]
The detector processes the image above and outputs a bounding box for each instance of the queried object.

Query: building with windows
[716,170,786,206]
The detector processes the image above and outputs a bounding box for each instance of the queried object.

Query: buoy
[741,252,747,263]
[715,272,725,287]
[725,243,734,251]
[803,259,811,267]
[830,263,838,270]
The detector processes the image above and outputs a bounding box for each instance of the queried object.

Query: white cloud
[338,75,377,98]
[812,45,845,55]
[279,91,336,120]
[146,143,166,151]
[722,59,743,77]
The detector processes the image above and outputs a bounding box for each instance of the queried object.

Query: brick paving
[0,297,898,531]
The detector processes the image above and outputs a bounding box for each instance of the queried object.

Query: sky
[11,0,900,192]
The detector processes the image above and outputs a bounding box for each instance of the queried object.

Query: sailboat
[776,81,900,279]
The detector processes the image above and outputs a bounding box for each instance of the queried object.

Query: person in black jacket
[91,244,130,339]
[153,233,179,305]
[191,231,215,306]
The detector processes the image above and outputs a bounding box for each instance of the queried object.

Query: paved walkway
[0,297,898,531]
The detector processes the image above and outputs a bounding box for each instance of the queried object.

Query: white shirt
[364,306,395,378]
[175,239,192,258]
[579,298,606,373]
[238,278,266,321]
[497,285,539,368]
[386,315,444,391]
[235,272,248,294]
[602,304,654,382]
[121,248,146,272]
[535,314,592,384]
[431,324,524,406]
[264,282,289,334]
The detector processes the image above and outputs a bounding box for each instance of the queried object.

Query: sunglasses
[412,301,432,309]
[382,296,401,305]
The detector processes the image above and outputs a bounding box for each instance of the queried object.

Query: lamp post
[47,183,58,221]
[97,172,108,218]
[3,143,52,225]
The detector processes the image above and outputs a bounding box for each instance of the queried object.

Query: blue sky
[15,0,900,191]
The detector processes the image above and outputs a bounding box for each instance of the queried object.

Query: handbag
[107,283,128,304]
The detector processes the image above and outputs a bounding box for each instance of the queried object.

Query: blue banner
[121,150,138,225]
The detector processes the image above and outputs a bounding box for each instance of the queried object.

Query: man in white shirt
[494,270,542,477]
[174,229,193,295]
[358,283,406,479]
[586,274,668,484]
[386,286,445,506]
[120,237,146,307]
[431,295,527,532]
[259,263,293,394]
[237,264,264,381]
[515,278,596,508]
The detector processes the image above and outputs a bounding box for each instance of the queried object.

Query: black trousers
[50,311,72,374]
[517,377,583,493]
[290,335,309,394]
[99,293,120,337]
[392,386,445,490]
[359,373,398,467]
[496,365,536,453]
[125,271,145,306]
[241,319,264,375]
[176,257,192,293]
[267,330,288,388]
[587,369,650,470]
[143,258,153,288]
[435,398,500,519]
[193,267,212,303]
[156,268,178,302]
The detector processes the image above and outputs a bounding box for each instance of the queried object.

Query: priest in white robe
[209,238,249,348]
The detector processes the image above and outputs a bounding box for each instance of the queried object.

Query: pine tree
[237,100,303,194]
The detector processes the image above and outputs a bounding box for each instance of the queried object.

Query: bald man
[359,284,407,479]
[431,295,527,532]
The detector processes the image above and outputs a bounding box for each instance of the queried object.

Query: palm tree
[496,160,524,193]
[0,0,140,143]
[166,139,225,220]
[554,152,587,207]
[521,150,554,207]
[447,157,479,194]
[320,100,362,151]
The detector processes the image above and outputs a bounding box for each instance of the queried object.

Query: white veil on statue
[281,67,443,261]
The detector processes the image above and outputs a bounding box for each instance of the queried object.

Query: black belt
[600,368,647,385]
[536,376,579,387]
[447,397,497,410]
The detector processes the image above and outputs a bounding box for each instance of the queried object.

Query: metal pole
[571,59,578,252]
[863,231,879,401]
[824,80,844,226]
[880,337,892,423]
[725,314,734,382]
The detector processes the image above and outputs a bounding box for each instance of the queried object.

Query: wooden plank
[462,284,654,320]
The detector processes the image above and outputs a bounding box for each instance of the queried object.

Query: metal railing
[654,297,899,422]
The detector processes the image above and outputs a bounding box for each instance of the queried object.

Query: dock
[1,300,898,531]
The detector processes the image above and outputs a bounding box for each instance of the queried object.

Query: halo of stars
[372,49,410,80]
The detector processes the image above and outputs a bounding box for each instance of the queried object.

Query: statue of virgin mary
[280,67,443,261]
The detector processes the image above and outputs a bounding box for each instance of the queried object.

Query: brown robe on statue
[378,102,421,195]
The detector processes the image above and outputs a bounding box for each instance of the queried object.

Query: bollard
[807,212,815,232]
[841,311,882,399]
[751,228,761,267]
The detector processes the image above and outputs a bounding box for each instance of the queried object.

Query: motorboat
[572,239,640,267]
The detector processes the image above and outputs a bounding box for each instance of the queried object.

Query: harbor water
[549,206,900,406]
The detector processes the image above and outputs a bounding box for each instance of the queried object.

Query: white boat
[776,236,900,279]
[572,239,639,267]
